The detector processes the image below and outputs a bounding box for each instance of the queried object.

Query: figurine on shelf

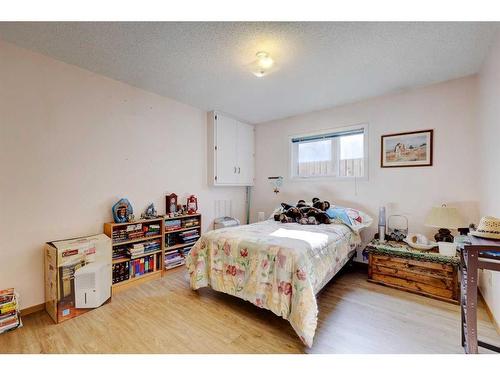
[112,198,133,223]
[187,195,198,214]
[141,203,159,220]
[166,193,178,216]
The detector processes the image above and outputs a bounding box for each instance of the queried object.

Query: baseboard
[479,291,500,335]
[20,303,45,317]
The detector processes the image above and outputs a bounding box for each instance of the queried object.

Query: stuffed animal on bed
[274,199,332,225]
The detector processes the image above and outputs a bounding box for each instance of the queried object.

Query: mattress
[186,219,361,347]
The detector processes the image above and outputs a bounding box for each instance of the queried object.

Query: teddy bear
[274,198,332,225]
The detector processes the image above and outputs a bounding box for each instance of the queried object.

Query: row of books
[131,255,156,277]
[112,223,161,243]
[112,254,158,284]
[112,262,130,284]
[0,288,22,335]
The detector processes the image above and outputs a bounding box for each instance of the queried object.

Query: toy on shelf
[141,203,160,220]
[112,198,133,223]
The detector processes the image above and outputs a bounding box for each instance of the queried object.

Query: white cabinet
[208,111,255,186]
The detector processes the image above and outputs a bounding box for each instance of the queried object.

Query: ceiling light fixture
[252,51,274,78]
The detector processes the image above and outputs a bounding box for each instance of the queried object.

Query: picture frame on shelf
[165,193,178,216]
[381,129,433,168]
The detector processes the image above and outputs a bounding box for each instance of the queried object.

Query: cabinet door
[236,121,255,186]
[215,115,239,184]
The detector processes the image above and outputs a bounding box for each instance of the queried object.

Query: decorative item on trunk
[187,195,198,214]
[112,198,133,223]
[378,206,387,243]
[387,215,408,242]
[165,193,178,217]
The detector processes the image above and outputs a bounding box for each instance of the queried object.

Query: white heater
[74,262,111,308]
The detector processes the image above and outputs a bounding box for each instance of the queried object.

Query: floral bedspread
[186,220,360,347]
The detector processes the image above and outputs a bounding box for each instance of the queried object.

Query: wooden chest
[367,244,459,304]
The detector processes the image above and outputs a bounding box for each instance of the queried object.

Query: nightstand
[364,239,460,304]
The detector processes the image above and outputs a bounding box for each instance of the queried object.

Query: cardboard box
[44,234,112,323]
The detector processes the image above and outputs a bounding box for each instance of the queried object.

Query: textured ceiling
[0,22,498,123]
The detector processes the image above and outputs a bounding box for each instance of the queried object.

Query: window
[290,125,368,179]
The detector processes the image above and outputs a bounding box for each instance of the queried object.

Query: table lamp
[425,205,463,242]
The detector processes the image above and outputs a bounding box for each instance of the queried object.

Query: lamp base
[434,228,454,243]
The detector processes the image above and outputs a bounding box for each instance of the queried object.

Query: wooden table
[459,236,500,354]
[364,240,460,304]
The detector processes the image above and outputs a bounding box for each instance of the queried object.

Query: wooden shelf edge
[105,217,164,227]
[112,234,162,246]
[164,213,201,220]
[112,249,163,264]
[165,262,186,270]
[112,270,162,293]
[164,225,201,234]
[165,242,197,251]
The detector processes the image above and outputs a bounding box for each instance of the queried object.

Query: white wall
[478,31,500,326]
[252,76,480,259]
[0,40,247,309]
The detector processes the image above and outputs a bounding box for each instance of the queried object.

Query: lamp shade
[424,206,463,229]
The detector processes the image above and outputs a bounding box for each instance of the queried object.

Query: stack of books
[0,288,22,335]
[184,217,200,228]
[130,255,156,277]
[112,228,128,242]
[126,224,145,240]
[179,229,200,244]
[112,246,129,262]
[179,246,193,258]
[165,219,182,232]
[144,224,160,236]
[165,251,185,269]
[112,262,130,284]
[128,239,161,258]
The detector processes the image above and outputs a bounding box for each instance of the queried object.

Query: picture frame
[381,129,433,168]
[165,193,178,215]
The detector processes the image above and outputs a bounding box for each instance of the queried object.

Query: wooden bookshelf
[164,213,201,270]
[103,213,203,292]
[104,217,165,292]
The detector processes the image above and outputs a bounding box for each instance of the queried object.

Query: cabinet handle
[238,167,241,174]
[234,166,237,174]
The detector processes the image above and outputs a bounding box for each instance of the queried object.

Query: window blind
[291,128,364,144]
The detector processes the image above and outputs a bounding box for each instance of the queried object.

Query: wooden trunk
[368,253,459,304]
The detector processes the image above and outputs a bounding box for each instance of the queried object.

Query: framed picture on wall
[381,129,433,168]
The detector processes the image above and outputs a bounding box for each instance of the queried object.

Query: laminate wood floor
[1,267,499,354]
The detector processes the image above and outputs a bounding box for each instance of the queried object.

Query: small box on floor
[44,234,112,323]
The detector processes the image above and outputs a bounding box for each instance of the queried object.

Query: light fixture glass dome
[251,51,274,77]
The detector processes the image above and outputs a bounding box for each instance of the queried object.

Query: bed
[186,219,365,347]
